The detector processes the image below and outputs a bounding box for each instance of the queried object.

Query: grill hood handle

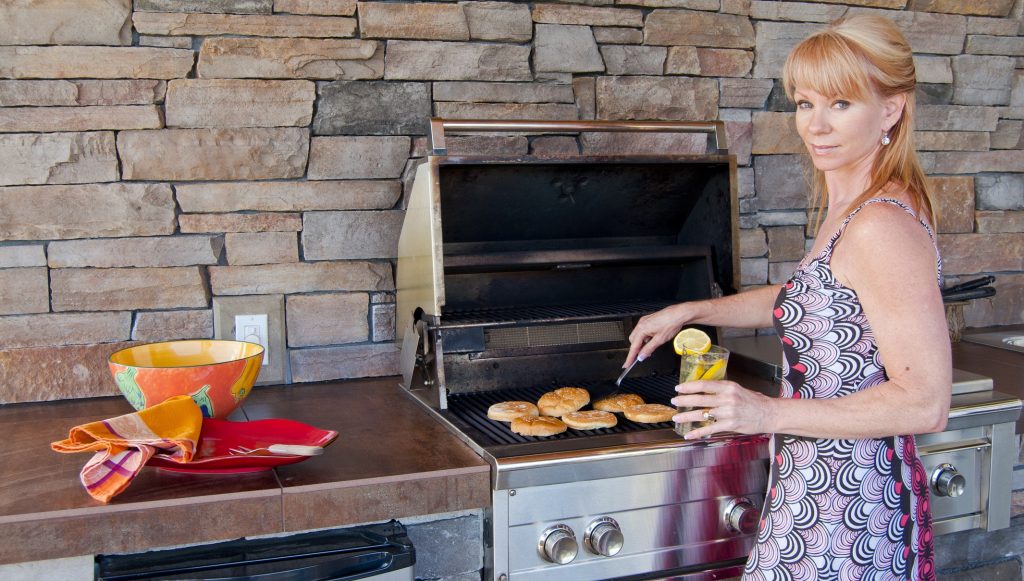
[429,118,729,155]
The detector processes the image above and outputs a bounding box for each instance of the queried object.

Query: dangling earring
[881,131,891,146]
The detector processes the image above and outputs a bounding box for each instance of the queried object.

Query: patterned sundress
[743,198,939,581]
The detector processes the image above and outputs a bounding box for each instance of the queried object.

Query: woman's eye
[833,100,850,110]
[796,100,812,109]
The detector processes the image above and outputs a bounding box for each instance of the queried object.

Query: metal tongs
[588,357,643,400]
[941,275,996,303]
[615,357,641,387]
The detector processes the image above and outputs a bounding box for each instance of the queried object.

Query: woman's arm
[624,284,782,367]
[674,203,951,439]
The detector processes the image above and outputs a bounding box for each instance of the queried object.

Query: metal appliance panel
[918,437,986,526]
[494,460,766,580]
[916,421,1017,534]
[396,159,444,333]
[492,434,770,490]
[506,461,767,525]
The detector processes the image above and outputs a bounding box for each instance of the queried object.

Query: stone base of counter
[405,510,484,581]
[941,557,1022,581]
[936,514,1024,576]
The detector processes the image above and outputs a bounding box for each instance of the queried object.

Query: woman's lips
[811,144,837,155]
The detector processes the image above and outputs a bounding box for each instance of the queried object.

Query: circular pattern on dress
[745,198,937,581]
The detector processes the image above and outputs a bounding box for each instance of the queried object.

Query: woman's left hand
[671,380,773,440]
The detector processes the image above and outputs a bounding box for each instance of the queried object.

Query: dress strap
[826,197,943,284]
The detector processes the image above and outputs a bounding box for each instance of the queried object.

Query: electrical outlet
[234,314,270,366]
[214,295,288,385]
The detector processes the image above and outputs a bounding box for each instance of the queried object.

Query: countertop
[953,329,1024,434]
[0,378,490,565]
[1,336,1021,566]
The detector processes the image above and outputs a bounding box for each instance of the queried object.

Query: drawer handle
[917,438,990,455]
[931,463,967,498]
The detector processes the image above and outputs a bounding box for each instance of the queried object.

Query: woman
[625,14,950,580]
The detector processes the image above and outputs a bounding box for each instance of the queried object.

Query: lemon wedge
[681,363,706,382]
[701,359,727,380]
[673,328,712,356]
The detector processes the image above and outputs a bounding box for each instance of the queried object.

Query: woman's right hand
[624,303,691,367]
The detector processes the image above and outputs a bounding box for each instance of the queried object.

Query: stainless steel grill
[397,119,764,581]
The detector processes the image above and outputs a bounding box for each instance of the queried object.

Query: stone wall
[1,0,1022,401]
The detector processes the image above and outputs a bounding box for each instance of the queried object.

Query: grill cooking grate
[442,300,674,327]
[446,375,679,447]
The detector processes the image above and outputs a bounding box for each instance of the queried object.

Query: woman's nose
[806,110,830,134]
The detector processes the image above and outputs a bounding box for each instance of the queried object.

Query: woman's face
[792,87,902,175]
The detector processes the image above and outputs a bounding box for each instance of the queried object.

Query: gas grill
[396,119,767,580]
[394,119,1020,580]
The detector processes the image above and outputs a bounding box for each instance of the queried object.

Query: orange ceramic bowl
[109,340,264,419]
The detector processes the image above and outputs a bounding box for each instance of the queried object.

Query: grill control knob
[724,498,759,534]
[538,524,578,564]
[585,517,624,557]
[931,463,966,498]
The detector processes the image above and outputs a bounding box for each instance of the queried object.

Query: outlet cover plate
[213,295,288,386]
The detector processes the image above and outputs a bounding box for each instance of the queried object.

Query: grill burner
[445,376,678,447]
[442,299,675,327]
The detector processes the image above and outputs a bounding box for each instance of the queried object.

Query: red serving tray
[147,418,338,474]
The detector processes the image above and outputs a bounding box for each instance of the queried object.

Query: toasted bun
[537,386,590,417]
[563,410,617,430]
[511,415,568,437]
[623,403,676,423]
[487,401,540,422]
[592,393,645,413]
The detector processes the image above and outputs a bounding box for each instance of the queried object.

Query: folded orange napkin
[51,395,202,503]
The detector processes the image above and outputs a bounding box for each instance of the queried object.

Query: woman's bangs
[784,34,872,101]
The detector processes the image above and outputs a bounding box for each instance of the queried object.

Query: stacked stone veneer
[1,0,1022,403]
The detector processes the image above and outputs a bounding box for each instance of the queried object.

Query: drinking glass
[674,345,729,437]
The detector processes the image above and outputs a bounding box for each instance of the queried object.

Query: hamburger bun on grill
[537,386,590,417]
[511,415,568,437]
[487,401,540,422]
[592,393,645,413]
[623,403,675,423]
[563,410,617,430]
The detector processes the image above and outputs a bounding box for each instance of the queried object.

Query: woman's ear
[882,92,907,131]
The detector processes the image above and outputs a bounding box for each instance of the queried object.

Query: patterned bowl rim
[109,339,265,369]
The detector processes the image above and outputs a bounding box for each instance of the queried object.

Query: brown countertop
[952,336,1024,434]
[0,377,490,565]
[1,338,1019,565]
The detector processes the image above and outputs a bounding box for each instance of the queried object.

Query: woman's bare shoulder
[836,197,938,283]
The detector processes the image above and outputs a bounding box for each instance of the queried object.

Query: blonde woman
[625,15,948,580]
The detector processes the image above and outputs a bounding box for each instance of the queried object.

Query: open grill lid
[396,119,740,331]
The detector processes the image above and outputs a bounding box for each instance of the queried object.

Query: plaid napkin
[51,395,202,503]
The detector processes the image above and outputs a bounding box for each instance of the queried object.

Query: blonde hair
[782,14,935,231]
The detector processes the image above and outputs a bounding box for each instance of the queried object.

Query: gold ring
[702,409,716,423]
